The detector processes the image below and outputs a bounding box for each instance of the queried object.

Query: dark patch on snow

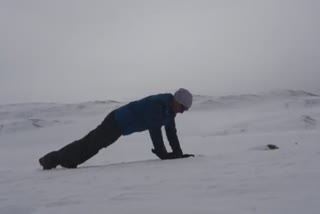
[94,100,120,104]
[29,119,44,128]
[304,99,320,108]
[302,115,317,128]
[267,144,279,150]
[252,144,280,151]
[271,90,318,97]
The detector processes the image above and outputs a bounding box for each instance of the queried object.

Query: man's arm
[156,118,194,159]
[149,128,168,158]
[165,118,183,156]
[150,126,194,159]
[149,127,190,160]
[146,98,194,159]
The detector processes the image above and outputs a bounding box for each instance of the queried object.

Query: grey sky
[1,0,320,104]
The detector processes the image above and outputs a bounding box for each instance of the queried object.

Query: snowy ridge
[1,90,320,137]
[0,100,121,135]
[193,89,319,110]
[1,90,319,135]
[183,90,320,137]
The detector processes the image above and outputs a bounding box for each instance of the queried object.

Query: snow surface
[1,90,320,214]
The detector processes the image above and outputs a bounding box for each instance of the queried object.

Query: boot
[39,151,59,170]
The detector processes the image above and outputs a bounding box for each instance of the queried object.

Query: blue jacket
[114,93,182,154]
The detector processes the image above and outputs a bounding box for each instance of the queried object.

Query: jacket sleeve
[165,118,183,155]
[149,128,167,154]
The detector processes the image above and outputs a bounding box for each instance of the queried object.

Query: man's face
[174,102,189,114]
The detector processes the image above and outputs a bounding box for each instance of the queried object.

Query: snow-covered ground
[1,90,320,214]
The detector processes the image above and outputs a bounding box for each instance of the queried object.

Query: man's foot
[39,151,59,170]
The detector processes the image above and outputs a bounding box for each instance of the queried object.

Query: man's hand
[167,153,194,159]
[152,149,194,160]
[181,154,195,158]
[151,149,168,160]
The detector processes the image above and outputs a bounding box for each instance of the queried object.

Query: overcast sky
[1,0,319,104]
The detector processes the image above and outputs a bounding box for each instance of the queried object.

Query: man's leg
[39,111,121,169]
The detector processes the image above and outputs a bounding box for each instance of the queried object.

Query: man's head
[172,88,193,114]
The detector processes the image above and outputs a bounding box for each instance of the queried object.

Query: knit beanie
[174,88,193,108]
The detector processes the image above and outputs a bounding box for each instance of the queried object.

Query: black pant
[57,111,122,168]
